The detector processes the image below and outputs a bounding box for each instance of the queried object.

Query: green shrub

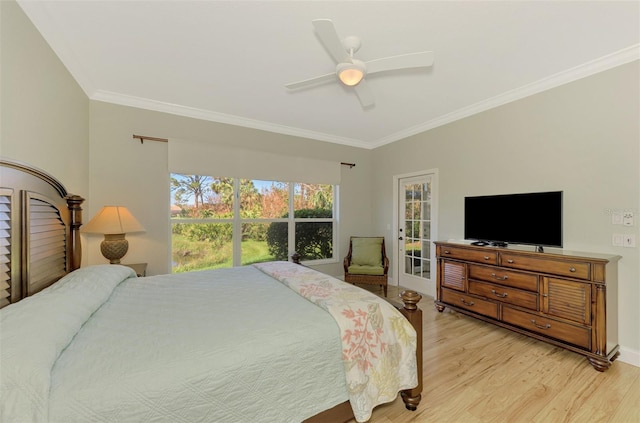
[266,208,333,261]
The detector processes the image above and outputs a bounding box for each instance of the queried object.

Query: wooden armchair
[343,236,389,296]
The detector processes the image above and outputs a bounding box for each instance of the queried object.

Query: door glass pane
[422,241,431,258]
[171,223,233,272]
[400,176,432,281]
[422,223,431,240]
[412,184,422,201]
[421,259,431,278]
[405,256,413,274]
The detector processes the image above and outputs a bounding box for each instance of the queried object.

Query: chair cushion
[348,265,385,276]
[351,237,383,267]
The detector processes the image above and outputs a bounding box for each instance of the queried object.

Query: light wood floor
[351,285,640,423]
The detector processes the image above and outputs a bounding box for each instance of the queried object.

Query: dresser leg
[587,356,611,372]
[435,304,446,312]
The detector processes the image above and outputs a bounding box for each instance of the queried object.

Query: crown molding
[94,45,638,151]
[90,91,369,149]
[370,45,640,148]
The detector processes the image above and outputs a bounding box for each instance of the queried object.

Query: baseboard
[618,346,640,368]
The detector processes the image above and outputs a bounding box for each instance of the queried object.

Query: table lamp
[81,206,145,264]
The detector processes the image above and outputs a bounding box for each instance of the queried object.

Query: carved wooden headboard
[0,159,84,308]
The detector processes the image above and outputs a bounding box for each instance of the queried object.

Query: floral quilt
[254,261,418,422]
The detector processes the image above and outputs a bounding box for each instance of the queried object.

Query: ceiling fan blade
[312,19,349,64]
[365,51,434,74]
[285,72,335,90]
[354,80,374,107]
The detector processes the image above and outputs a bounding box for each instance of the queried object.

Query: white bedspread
[0,265,136,422]
[1,264,348,422]
[254,262,418,422]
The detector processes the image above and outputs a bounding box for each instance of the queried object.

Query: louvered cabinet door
[441,260,466,292]
[0,188,16,307]
[541,277,591,325]
[22,191,69,296]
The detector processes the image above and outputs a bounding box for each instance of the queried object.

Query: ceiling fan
[285,19,434,108]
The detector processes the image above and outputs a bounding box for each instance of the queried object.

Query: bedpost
[398,290,423,411]
[66,195,84,270]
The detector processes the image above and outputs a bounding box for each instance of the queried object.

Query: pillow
[351,238,383,267]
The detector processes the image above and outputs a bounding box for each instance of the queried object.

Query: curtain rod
[133,134,169,144]
[134,134,354,170]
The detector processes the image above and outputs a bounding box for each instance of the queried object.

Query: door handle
[398,237,403,240]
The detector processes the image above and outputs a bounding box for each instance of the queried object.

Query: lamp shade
[82,206,145,264]
[82,206,145,235]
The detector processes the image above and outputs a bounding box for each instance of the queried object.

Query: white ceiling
[18,1,640,149]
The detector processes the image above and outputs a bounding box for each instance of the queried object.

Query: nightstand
[123,263,147,277]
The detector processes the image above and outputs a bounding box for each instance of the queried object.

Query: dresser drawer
[438,245,497,265]
[500,253,591,280]
[502,306,590,349]
[468,265,538,292]
[468,280,538,311]
[441,288,499,319]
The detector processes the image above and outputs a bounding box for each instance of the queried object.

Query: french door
[395,171,437,297]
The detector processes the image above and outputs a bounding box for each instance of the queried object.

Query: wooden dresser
[435,241,620,371]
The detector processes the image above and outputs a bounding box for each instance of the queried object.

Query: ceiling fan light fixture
[336,61,366,86]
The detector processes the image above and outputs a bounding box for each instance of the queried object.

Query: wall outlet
[623,234,636,248]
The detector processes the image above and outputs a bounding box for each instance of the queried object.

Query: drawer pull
[490,273,508,281]
[444,250,451,254]
[460,298,475,306]
[507,259,515,263]
[530,319,551,330]
[491,289,508,298]
[569,267,576,272]
[484,256,490,260]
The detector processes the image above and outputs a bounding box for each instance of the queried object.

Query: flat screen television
[464,191,563,248]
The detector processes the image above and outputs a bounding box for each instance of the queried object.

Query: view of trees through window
[170,174,335,273]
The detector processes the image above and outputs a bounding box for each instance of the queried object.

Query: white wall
[371,61,640,366]
[0,0,89,196]
[87,101,373,277]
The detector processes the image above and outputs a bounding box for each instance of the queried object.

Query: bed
[0,158,423,423]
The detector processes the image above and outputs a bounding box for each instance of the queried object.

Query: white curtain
[168,138,341,184]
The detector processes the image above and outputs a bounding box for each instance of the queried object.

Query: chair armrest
[343,256,351,273]
[383,256,389,274]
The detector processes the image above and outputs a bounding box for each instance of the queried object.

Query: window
[170,174,337,273]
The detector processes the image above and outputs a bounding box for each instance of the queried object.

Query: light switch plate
[611,212,623,225]
[612,211,623,225]
[612,234,624,246]
[623,212,634,226]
